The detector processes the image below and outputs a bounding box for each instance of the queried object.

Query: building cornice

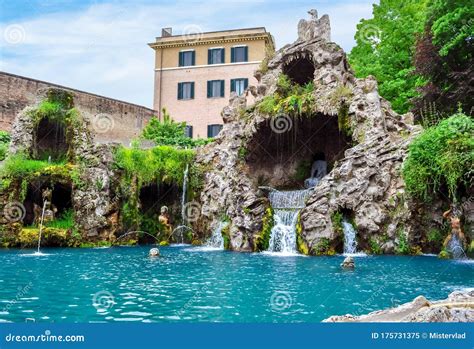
[148,34,272,50]
[155,61,261,72]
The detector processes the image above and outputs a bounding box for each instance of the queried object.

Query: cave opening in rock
[283,55,315,85]
[245,114,350,189]
[138,183,180,242]
[33,118,69,161]
[23,181,73,226]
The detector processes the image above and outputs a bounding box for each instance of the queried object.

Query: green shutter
[177,83,182,100]
[220,80,225,97]
[207,81,211,98]
[244,78,248,90]
[207,125,212,138]
[208,49,212,64]
[179,52,183,66]
[191,51,196,65]
[244,47,248,62]
[190,82,195,99]
[231,47,235,63]
[221,48,225,63]
[230,79,236,93]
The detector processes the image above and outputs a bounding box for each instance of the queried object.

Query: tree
[413,0,474,119]
[349,0,428,114]
[141,108,209,148]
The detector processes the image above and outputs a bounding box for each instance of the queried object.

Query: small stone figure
[341,256,355,269]
[149,248,160,257]
[297,9,331,42]
[33,187,57,225]
[442,205,467,255]
[158,206,172,235]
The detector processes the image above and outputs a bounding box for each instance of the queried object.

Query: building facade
[149,27,274,138]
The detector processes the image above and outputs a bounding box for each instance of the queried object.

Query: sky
[0,0,376,108]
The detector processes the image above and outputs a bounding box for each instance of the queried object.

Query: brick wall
[0,71,156,144]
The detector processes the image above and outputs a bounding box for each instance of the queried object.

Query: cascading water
[447,234,466,259]
[342,219,358,255]
[205,221,227,250]
[177,164,189,244]
[35,200,47,255]
[267,189,312,254]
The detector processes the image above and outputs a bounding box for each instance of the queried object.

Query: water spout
[36,200,47,254]
[179,164,190,243]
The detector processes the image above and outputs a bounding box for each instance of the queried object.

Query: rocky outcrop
[5,88,120,240]
[193,9,423,254]
[323,289,474,322]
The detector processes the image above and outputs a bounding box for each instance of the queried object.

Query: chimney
[161,27,172,37]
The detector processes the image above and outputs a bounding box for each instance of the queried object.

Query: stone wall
[0,71,156,144]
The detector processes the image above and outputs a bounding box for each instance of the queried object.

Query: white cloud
[0,1,374,107]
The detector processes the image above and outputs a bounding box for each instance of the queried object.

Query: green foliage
[45,209,74,229]
[331,211,344,236]
[256,75,315,117]
[114,145,194,186]
[141,108,211,148]
[349,0,428,113]
[402,113,473,201]
[292,159,312,182]
[395,228,410,255]
[368,238,383,255]
[428,0,473,58]
[0,131,11,161]
[313,238,335,256]
[254,207,273,251]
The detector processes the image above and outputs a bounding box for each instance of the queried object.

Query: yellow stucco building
[149,27,274,138]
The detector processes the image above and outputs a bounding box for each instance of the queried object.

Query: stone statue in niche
[297,9,331,42]
[33,187,57,225]
[158,205,172,236]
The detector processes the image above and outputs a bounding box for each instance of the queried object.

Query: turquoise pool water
[0,246,472,323]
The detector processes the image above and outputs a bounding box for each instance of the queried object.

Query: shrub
[142,108,211,148]
[256,75,315,117]
[402,113,473,201]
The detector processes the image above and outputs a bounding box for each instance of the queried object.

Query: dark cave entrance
[283,55,315,85]
[137,182,180,243]
[23,181,73,226]
[245,114,350,189]
[33,118,69,161]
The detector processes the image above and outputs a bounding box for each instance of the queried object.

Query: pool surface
[0,246,472,322]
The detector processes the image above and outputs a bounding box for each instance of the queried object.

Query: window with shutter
[178,82,194,100]
[208,48,225,64]
[207,80,225,98]
[179,51,195,66]
[207,124,223,138]
[231,46,248,63]
[230,78,248,96]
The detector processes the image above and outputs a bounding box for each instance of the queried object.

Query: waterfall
[35,200,47,255]
[177,164,189,244]
[342,219,358,255]
[267,189,312,255]
[447,234,466,259]
[205,221,227,249]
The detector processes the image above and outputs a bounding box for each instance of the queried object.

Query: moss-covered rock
[253,207,273,251]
